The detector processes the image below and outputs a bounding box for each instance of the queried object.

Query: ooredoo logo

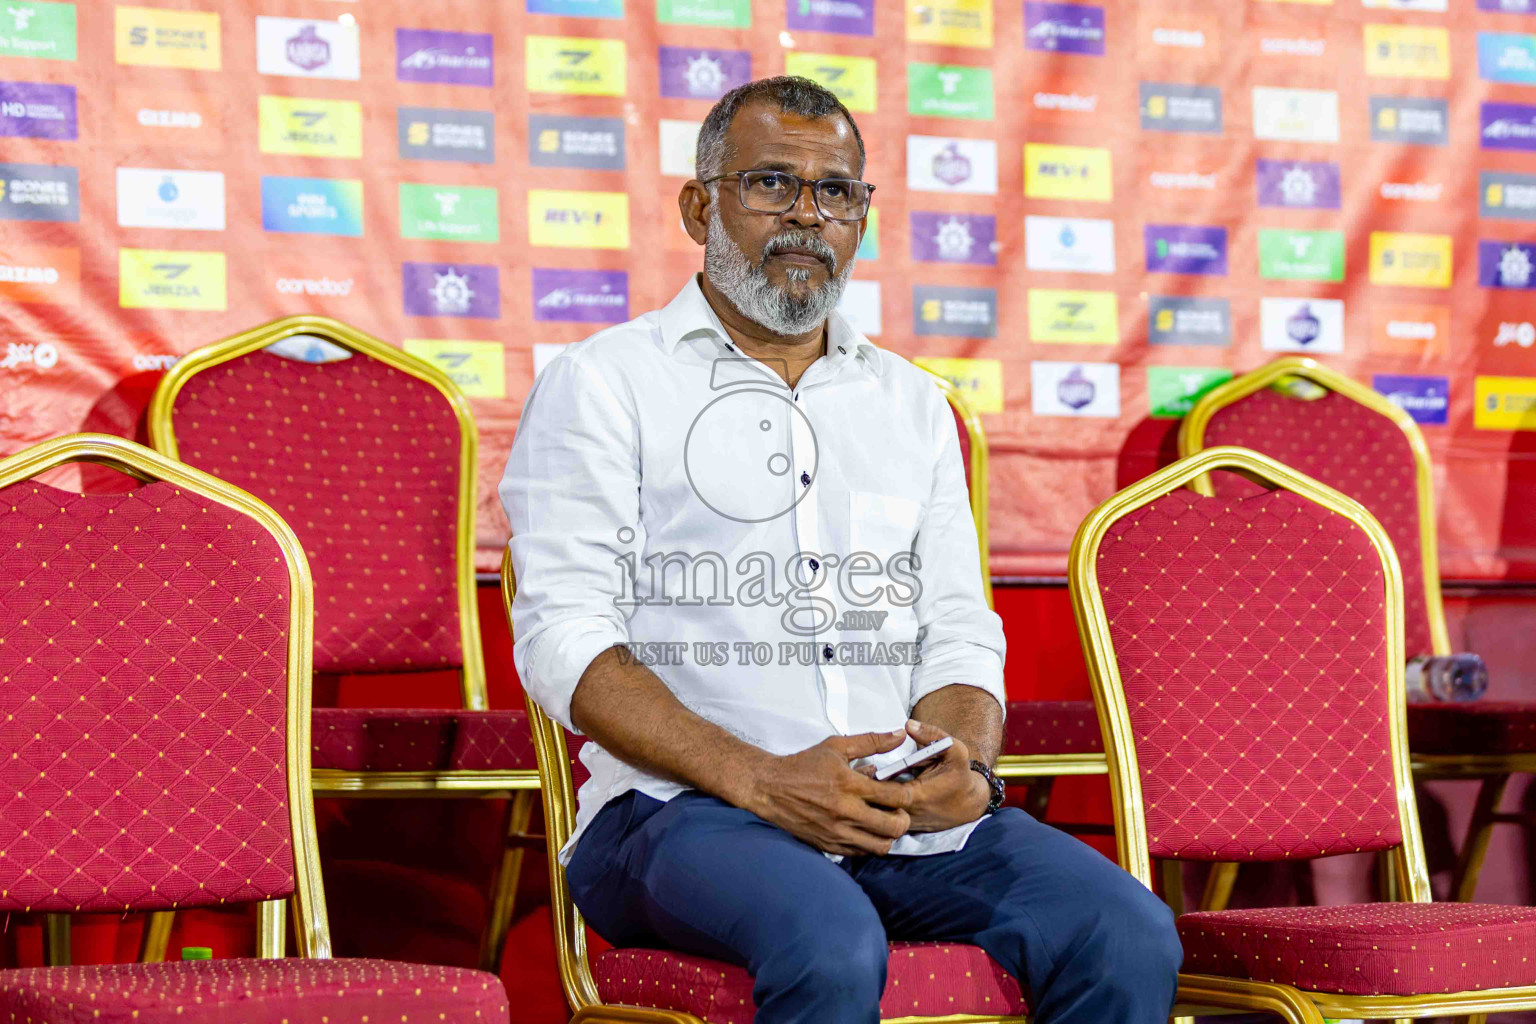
[275,275,355,297]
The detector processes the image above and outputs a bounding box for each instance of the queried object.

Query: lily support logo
[0,2,74,60]
[118,248,225,311]
[527,35,625,95]
[400,183,499,243]
[1148,367,1232,419]
[397,28,493,86]
[1258,229,1345,283]
[908,63,992,119]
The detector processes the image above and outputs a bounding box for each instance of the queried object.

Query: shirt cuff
[517,619,630,734]
[908,652,1007,720]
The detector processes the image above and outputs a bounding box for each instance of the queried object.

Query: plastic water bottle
[1404,653,1489,703]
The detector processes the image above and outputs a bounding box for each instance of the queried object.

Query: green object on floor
[181,947,213,961]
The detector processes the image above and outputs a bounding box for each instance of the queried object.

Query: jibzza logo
[1027,289,1117,344]
[907,63,992,119]
[400,183,499,243]
[258,96,361,158]
[401,339,505,399]
[526,35,625,95]
[119,248,225,310]
[784,53,875,112]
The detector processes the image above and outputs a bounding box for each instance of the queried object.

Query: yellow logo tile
[1369,232,1452,289]
[402,340,506,399]
[526,35,626,96]
[119,248,226,311]
[784,53,877,113]
[115,6,221,69]
[258,96,362,158]
[1027,289,1119,344]
[913,357,1004,414]
[528,189,630,249]
[1025,143,1113,202]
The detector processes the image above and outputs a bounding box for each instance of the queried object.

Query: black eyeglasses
[701,169,875,222]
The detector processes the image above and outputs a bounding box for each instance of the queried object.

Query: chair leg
[139,911,175,962]
[1158,859,1186,917]
[1200,862,1239,912]
[1020,776,1054,820]
[42,914,69,967]
[1453,774,1511,902]
[478,790,537,973]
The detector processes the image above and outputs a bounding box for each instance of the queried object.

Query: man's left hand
[900,719,991,833]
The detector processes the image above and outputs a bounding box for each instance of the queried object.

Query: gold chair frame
[1070,444,1536,1023]
[0,434,333,964]
[147,316,537,970]
[1180,355,1517,903]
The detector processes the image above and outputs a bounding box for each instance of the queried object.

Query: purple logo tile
[396,29,494,87]
[532,268,629,323]
[658,46,751,100]
[910,212,997,265]
[1480,240,1536,289]
[1373,374,1449,425]
[402,262,500,318]
[0,81,76,140]
[787,0,875,36]
[1480,0,1534,11]
[1482,102,1536,151]
[1256,159,1341,210]
[1145,224,1228,276]
[1024,2,1105,56]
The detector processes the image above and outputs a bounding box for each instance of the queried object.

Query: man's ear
[678,181,711,246]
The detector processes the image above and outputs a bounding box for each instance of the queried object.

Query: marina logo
[1023,2,1105,55]
[1374,375,1449,425]
[532,268,630,323]
[397,28,493,86]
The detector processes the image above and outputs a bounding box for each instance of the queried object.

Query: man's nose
[779,180,824,230]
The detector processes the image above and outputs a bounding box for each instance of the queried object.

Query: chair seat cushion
[1407,700,1536,755]
[311,708,535,773]
[592,941,1026,1024]
[0,957,507,1023]
[1179,902,1536,996]
[1003,700,1103,756]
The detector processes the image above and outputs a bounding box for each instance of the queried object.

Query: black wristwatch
[970,759,1005,815]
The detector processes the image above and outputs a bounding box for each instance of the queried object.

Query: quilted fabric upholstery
[0,481,294,913]
[1202,388,1434,658]
[1407,700,1536,755]
[1003,699,1103,755]
[1179,901,1536,995]
[1093,488,1402,862]
[0,957,508,1023]
[168,350,465,676]
[591,941,1026,1024]
[311,708,535,772]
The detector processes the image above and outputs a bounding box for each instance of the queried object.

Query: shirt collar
[657,274,884,377]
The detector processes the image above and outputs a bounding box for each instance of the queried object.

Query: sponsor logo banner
[115,6,219,69]
[1024,142,1112,201]
[0,80,74,139]
[529,114,625,170]
[1480,241,1536,289]
[1380,180,1443,202]
[1371,304,1449,358]
[0,243,76,305]
[257,96,361,158]
[259,176,363,237]
[1483,102,1536,151]
[659,118,700,177]
[400,183,499,243]
[784,53,876,112]
[1260,297,1345,353]
[1031,361,1120,417]
[115,88,221,153]
[1024,2,1104,56]
[402,262,499,319]
[1475,376,1536,430]
[906,0,992,48]
[1256,159,1341,210]
[528,0,624,17]
[1145,224,1227,275]
[528,189,630,249]
[118,248,225,310]
[1139,82,1221,134]
[659,0,751,28]
[1369,232,1453,289]
[907,135,998,194]
[1258,228,1346,282]
[912,357,1003,414]
[788,0,874,36]
[913,284,997,338]
[1374,374,1449,425]
[401,340,506,399]
[1364,24,1450,79]
[836,278,881,336]
[1252,86,1339,143]
[1027,288,1118,344]
[910,211,997,264]
[1482,171,1536,221]
[1032,90,1098,116]
[1371,96,1449,146]
[399,107,494,164]
[0,2,75,60]
[532,268,629,323]
[398,28,494,86]
[1148,296,1231,347]
[908,63,992,119]
[1496,320,1536,348]
[857,206,879,260]
[274,273,354,298]
[527,35,624,95]
[117,167,226,231]
[1025,215,1114,273]
[0,340,61,370]
[0,163,76,222]
[1482,0,1536,10]
[1258,33,1326,60]
[1364,0,1446,9]
[1480,33,1536,84]
[659,46,750,100]
[256,16,359,80]
[1148,367,1233,419]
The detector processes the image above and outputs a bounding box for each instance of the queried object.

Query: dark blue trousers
[567,791,1182,1024]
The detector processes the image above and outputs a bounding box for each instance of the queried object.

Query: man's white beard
[703,205,856,336]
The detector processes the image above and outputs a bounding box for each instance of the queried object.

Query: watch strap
[969,759,1005,814]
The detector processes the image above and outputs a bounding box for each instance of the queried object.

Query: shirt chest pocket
[848,491,923,565]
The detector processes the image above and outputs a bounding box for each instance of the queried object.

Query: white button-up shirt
[500,277,1006,862]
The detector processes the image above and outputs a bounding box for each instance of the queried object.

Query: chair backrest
[0,434,331,954]
[1179,357,1447,660]
[920,368,993,608]
[1070,446,1429,900]
[148,316,487,709]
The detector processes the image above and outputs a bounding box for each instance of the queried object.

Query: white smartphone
[873,736,954,782]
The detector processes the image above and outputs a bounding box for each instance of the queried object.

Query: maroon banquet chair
[147,315,538,971]
[1181,356,1534,904]
[0,433,507,1023]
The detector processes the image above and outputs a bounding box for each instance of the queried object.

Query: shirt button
[808,558,820,572]
[800,471,810,487]
[823,644,834,661]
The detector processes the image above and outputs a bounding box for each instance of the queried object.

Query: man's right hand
[739,730,915,856]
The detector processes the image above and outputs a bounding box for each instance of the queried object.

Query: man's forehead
[726,104,861,173]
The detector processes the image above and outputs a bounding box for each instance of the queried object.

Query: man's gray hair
[695,76,865,183]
